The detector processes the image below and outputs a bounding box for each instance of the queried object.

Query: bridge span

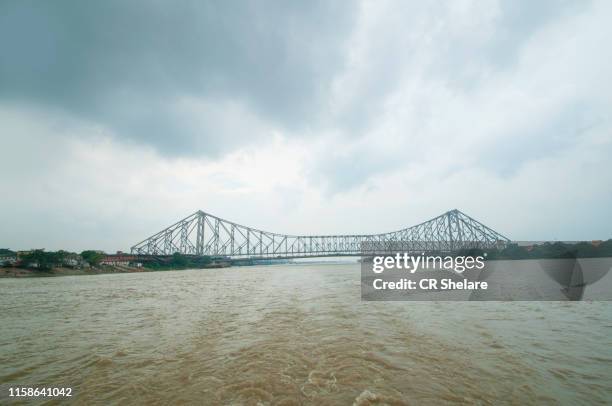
[130,209,510,259]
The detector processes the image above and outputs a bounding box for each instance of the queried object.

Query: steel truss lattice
[130,209,511,259]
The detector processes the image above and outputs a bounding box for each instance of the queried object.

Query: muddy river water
[1,263,611,404]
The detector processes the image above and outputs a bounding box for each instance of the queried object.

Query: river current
[1,263,611,405]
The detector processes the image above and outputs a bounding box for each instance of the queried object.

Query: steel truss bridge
[131,209,510,259]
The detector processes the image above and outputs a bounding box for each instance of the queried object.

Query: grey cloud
[309,143,403,194]
[478,102,601,177]
[485,0,591,68]
[428,0,590,87]
[335,0,589,137]
[317,0,604,190]
[0,0,356,156]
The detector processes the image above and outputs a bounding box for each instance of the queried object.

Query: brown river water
[1,263,611,405]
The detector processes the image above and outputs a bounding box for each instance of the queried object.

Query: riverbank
[0,263,229,278]
[0,265,142,278]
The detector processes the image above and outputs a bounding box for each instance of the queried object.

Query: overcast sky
[1,0,611,252]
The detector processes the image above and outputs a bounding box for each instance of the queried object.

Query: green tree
[81,250,104,266]
[171,252,188,268]
[20,249,57,270]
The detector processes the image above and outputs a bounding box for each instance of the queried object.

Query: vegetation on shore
[80,250,105,266]
[456,240,612,260]
[0,249,219,276]
[1,249,100,272]
[17,250,72,271]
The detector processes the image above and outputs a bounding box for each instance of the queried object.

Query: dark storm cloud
[0,0,356,155]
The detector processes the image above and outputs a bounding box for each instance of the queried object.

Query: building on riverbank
[100,253,142,267]
[0,249,17,266]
